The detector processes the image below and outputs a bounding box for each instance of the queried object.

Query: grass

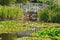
[0,6,23,20]
[25,21,60,27]
[16,22,60,40]
[0,21,33,34]
[0,21,60,33]
[0,21,60,40]
[17,37,51,40]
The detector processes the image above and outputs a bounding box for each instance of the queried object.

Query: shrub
[7,7,23,20]
[49,5,60,23]
[1,6,9,20]
[0,0,16,5]
[16,0,28,3]
[31,28,60,37]
[55,13,60,23]
[48,10,56,22]
[39,8,49,22]
[37,0,54,4]
[39,3,60,23]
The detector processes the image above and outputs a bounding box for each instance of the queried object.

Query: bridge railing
[10,3,49,12]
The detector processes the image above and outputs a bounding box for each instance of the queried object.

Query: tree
[29,0,37,3]
[16,0,28,3]
[0,0,16,5]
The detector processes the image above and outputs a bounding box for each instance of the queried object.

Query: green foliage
[32,28,60,38]
[39,8,60,23]
[37,0,55,5]
[48,5,60,23]
[39,8,49,22]
[55,13,60,23]
[0,6,23,20]
[0,0,16,5]
[48,10,56,22]
[37,0,58,10]
[16,0,28,3]
[37,0,47,3]
[39,3,60,23]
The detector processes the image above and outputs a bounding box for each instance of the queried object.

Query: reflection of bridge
[11,3,49,21]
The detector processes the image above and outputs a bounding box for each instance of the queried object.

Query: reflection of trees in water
[0,33,17,40]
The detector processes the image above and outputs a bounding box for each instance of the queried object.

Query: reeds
[0,6,23,20]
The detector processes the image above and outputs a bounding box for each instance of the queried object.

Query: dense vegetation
[0,0,29,5]
[39,0,60,23]
[31,28,60,40]
[0,6,23,20]
[39,6,60,23]
[16,0,28,3]
[0,0,16,5]
[0,0,60,40]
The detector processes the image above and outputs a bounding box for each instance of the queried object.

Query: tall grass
[48,11,56,22]
[39,8,49,22]
[0,6,23,20]
[49,4,60,23]
[39,6,60,23]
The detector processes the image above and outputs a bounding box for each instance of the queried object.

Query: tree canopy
[16,0,28,3]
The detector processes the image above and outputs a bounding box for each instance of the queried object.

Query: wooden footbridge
[11,3,49,21]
